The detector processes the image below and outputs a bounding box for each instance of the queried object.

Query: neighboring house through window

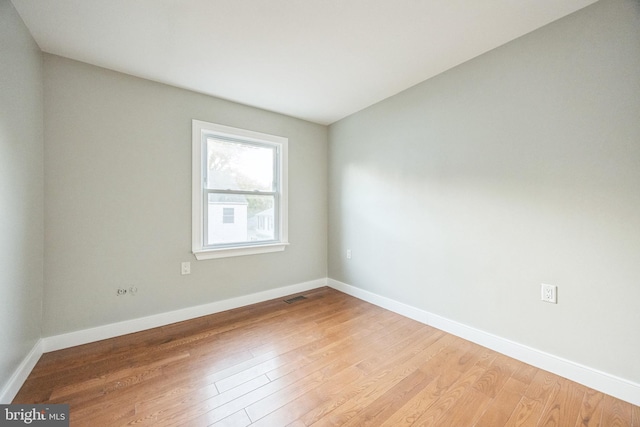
[192,120,288,260]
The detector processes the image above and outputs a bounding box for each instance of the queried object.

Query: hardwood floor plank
[247,302,389,359]
[263,310,404,382]
[437,387,493,426]
[339,368,438,426]
[472,353,518,399]
[601,393,633,427]
[632,403,640,427]
[505,396,543,427]
[474,377,529,427]
[536,377,585,427]
[378,369,461,427]
[154,315,408,427]
[248,323,440,426]
[50,351,189,401]
[12,287,638,426]
[512,362,539,385]
[377,338,495,427]
[299,333,458,427]
[409,362,489,426]
[575,388,605,427]
[244,353,365,423]
[129,374,270,426]
[306,330,450,425]
[209,409,252,427]
[504,370,562,427]
[247,363,365,426]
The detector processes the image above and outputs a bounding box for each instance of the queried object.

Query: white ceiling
[12,0,598,125]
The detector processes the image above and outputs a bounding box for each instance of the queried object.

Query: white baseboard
[43,278,326,352]
[0,339,44,404]
[328,278,640,407]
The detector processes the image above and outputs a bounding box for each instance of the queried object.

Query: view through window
[205,137,277,246]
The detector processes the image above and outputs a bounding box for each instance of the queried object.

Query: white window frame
[192,120,289,260]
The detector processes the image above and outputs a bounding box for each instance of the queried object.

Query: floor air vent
[283,295,307,304]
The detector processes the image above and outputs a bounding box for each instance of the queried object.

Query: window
[222,208,235,224]
[192,120,288,260]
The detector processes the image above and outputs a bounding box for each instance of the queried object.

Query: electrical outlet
[541,284,557,304]
[116,288,128,296]
[346,249,352,260]
[129,286,138,295]
[181,262,191,275]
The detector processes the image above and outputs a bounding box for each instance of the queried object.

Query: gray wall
[328,0,640,384]
[0,0,44,391]
[43,55,327,336]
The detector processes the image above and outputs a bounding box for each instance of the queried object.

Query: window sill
[193,242,289,260]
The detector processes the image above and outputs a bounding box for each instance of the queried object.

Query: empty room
[1,0,639,425]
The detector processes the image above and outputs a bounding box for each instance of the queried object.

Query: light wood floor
[14,287,639,426]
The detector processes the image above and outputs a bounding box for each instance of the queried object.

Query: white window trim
[192,120,289,260]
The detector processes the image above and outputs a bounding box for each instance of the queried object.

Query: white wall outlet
[346,249,352,259]
[129,286,138,295]
[541,283,557,304]
[181,262,191,275]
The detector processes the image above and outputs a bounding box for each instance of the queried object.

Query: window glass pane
[222,207,235,224]
[206,138,274,192]
[207,194,275,245]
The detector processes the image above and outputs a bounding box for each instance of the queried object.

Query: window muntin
[192,120,288,260]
